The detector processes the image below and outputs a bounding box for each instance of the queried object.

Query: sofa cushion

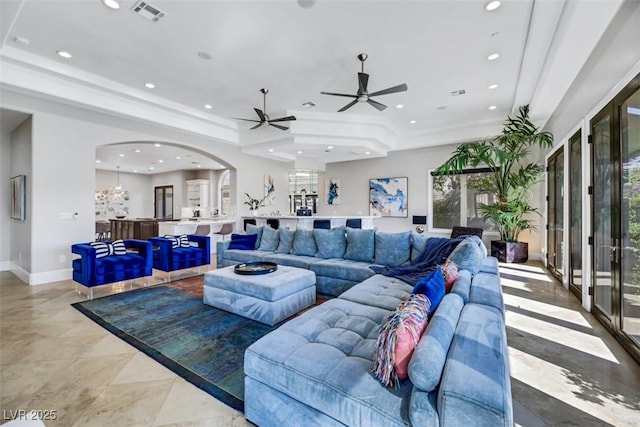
[464,235,487,258]
[258,226,280,251]
[344,227,375,263]
[339,275,413,311]
[412,266,445,314]
[313,226,346,258]
[292,228,317,257]
[411,232,428,262]
[375,231,411,266]
[262,253,322,269]
[470,270,505,314]
[310,258,377,283]
[222,249,270,264]
[373,294,430,386]
[479,256,499,274]
[245,298,413,427]
[447,237,484,274]
[228,233,258,250]
[276,228,295,254]
[246,224,263,249]
[408,293,464,392]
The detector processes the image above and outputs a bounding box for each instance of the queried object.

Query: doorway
[591,73,640,363]
[568,130,583,301]
[547,147,564,280]
[155,185,174,219]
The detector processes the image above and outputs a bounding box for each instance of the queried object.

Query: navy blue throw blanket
[370,237,463,286]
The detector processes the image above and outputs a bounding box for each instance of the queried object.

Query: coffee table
[203,265,316,326]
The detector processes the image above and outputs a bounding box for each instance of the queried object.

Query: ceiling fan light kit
[321,53,408,112]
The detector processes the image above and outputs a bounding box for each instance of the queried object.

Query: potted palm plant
[434,105,553,263]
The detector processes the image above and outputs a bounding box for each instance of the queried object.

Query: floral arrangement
[244,193,266,211]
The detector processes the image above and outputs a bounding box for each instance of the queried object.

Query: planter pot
[490,240,528,263]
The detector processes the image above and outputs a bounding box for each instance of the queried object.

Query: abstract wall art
[11,175,26,220]
[369,177,408,217]
[264,175,275,206]
[325,178,340,205]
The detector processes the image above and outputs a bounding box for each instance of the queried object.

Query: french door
[568,130,582,300]
[154,185,174,219]
[547,148,564,280]
[591,74,640,363]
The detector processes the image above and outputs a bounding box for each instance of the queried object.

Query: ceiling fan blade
[250,123,264,130]
[320,91,358,98]
[254,108,267,122]
[234,117,262,123]
[358,72,369,94]
[367,98,387,111]
[269,115,297,123]
[337,99,359,112]
[369,83,408,97]
[269,123,289,131]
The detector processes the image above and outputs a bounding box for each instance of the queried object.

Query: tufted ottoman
[203,265,316,326]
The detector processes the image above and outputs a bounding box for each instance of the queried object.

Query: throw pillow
[375,231,411,266]
[412,266,445,315]
[178,234,190,248]
[276,228,295,254]
[441,260,459,293]
[461,235,487,258]
[447,237,484,274]
[228,233,258,251]
[344,227,375,263]
[246,224,263,249]
[372,294,430,387]
[90,241,111,258]
[258,226,280,252]
[292,228,317,257]
[313,226,346,259]
[164,235,179,248]
[111,239,127,255]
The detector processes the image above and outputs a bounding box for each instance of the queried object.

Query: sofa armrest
[124,239,153,276]
[71,243,97,286]
[188,234,211,265]
[149,237,172,271]
[216,240,232,266]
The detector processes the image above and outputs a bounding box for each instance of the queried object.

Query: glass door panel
[547,148,564,279]
[621,87,640,346]
[569,131,582,300]
[592,112,613,317]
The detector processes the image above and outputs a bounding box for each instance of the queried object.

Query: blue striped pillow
[164,235,179,248]
[111,239,127,256]
[178,235,190,248]
[90,241,111,258]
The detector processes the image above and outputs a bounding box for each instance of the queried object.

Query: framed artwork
[264,175,275,206]
[369,177,408,217]
[325,178,341,205]
[11,175,26,220]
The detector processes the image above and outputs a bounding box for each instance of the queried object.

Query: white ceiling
[0,0,625,169]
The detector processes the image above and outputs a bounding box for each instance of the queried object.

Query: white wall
[0,125,10,268]
[96,169,153,219]
[10,117,32,276]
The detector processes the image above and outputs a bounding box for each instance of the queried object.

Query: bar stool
[266,218,280,230]
[313,219,331,229]
[345,218,362,229]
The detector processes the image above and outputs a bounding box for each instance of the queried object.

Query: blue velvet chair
[149,235,211,280]
[71,239,153,299]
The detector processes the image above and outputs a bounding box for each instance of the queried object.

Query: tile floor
[1,262,639,426]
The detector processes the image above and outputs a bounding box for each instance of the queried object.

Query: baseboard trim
[29,268,73,286]
[0,261,11,272]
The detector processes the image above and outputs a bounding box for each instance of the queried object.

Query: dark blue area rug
[72,285,279,411]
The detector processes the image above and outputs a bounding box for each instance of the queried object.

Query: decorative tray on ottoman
[234,262,278,275]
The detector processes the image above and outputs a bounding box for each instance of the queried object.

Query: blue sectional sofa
[221,225,511,426]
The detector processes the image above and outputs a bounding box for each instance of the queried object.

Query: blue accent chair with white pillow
[71,239,153,299]
[149,234,211,280]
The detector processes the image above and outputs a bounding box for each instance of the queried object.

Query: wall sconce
[412,215,427,234]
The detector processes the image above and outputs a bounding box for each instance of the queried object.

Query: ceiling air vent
[131,1,166,22]
[450,89,466,96]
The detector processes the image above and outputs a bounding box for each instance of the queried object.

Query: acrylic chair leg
[89,287,93,300]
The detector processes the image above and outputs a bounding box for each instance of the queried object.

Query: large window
[428,169,498,232]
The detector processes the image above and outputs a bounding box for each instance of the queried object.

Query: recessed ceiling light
[149,166,155,170]
[159,159,164,163]
[118,154,125,157]
[365,151,371,155]
[102,0,120,10]
[268,148,275,153]
[56,50,72,59]
[154,143,161,147]
[133,170,138,173]
[175,156,181,160]
[197,51,213,60]
[14,36,30,46]
[487,53,500,61]
[204,104,212,109]
[396,104,404,109]
[327,146,333,150]
[297,150,303,154]
[134,149,141,153]
[96,160,101,163]
[197,165,202,168]
[489,105,497,110]
[488,84,498,89]
[145,82,155,89]
[484,1,501,11]
[409,120,417,124]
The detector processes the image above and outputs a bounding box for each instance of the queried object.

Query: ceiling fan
[321,53,408,112]
[235,88,296,130]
